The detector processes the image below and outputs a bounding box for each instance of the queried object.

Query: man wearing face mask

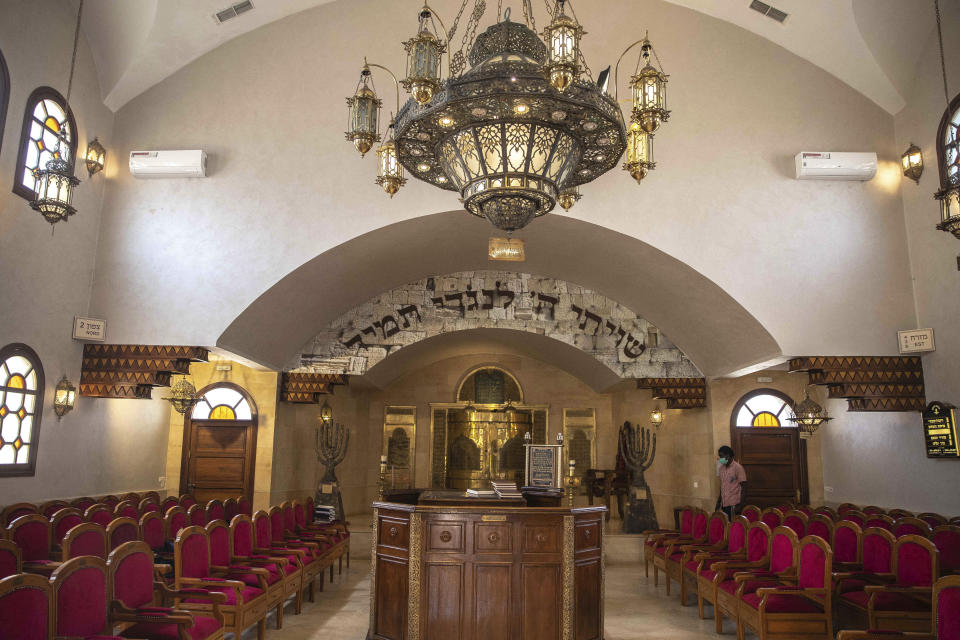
[716,445,746,518]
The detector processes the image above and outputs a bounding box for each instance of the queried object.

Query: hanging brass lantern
[542,0,584,92]
[30,156,80,225]
[557,186,581,211]
[164,376,201,415]
[85,137,105,177]
[320,399,333,424]
[375,122,406,197]
[788,388,832,439]
[53,375,77,419]
[935,184,960,238]
[401,4,446,106]
[900,143,923,184]
[623,123,655,183]
[630,38,669,133]
[345,66,382,157]
[649,406,663,429]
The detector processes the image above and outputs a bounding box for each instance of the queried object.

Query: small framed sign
[923,401,959,459]
[524,444,564,489]
[73,316,106,341]
[898,328,935,353]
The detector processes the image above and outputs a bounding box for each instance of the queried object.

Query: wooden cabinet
[369,501,605,640]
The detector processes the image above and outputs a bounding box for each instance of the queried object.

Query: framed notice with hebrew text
[922,401,959,459]
[524,443,564,488]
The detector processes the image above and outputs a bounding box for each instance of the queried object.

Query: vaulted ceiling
[81,0,936,114]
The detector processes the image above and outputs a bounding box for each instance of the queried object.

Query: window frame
[0,343,45,477]
[12,86,78,200]
[729,388,796,430]
[0,48,9,158]
[936,91,960,189]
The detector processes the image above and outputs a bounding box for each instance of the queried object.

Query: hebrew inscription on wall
[295,271,701,379]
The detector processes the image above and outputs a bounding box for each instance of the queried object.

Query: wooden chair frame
[161,496,180,514]
[84,503,113,528]
[887,508,914,519]
[61,521,108,561]
[861,505,886,515]
[760,507,785,529]
[1,502,37,527]
[643,506,694,577]
[865,535,939,633]
[833,521,863,568]
[837,503,860,514]
[49,508,83,549]
[653,508,706,591]
[893,517,933,539]
[230,513,304,621]
[293,499,350,571]
[668,511,729,605]
[39,500,69,518]
[8,513,54,573]
[694,516,751,620]
[806,514,835,544]
[270,506,330,586]
[783,511,809,537]
[49,555,112,638]
[70,496,97,512]
[106,516,139,551]
[188,503,207,527]
[737,534,833,640]
[142,490,161,503]
[113,500,139,520]
[139,511,165,551]
[120,492,141,504]
[834,527,897,629]
[164,506,188,542]
[917,512,947,527]
[205,499,225,524]
[283,501,346,577]
[0,539,22,578]
[101,494,121,509]
[254,510,321,602]
[708,522,773,633]
[0,572,53,639]
[837,574,960,640]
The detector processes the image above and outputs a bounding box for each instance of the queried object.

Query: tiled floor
[251,556,744,640]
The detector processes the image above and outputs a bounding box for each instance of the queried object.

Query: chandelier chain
[935,0,950,105]
[521,0,536,32]
[447,0,471,43]
[65,0,84,107]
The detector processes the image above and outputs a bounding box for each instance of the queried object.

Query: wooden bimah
[368,492,605,640]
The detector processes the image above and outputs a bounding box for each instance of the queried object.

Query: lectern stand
[367,491,605,640]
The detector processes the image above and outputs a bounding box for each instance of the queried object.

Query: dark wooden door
[730,427,807,508]
[180,419,257,504]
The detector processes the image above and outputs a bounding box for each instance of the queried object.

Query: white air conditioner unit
[794,151,877,181]
[129,150,207,178]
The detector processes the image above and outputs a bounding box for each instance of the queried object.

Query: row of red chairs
[0,495,350,639]
[646,508,959,639]
[737,504,959,530]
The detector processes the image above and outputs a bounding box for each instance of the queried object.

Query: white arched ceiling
[217,211,781,378]
[81,0,929,114]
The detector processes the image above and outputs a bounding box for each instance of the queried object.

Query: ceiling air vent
[214,0,254,24]
[749,0,788,23]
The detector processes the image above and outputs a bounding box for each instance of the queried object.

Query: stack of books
[491,481,523,499]
[314,505,337,523]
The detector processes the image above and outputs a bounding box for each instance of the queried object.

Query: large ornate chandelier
[345,0,670,232]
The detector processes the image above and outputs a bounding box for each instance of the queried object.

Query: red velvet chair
[106,517,140,551]
[8,514,54,573]
[205,500,225,524]
[783,510,808,537]
[293,500,350,562]
[949,516,960,527]
[188,504,206,527]
[741,505,761,523]
[0,540,21,579]
[139,512,165,553]
[715,525,798,635]
[114,501,139,521]
[0,572,52,640]
[121,492,141,504]
[833,520,863,569]
[283,502,345,575]
[889,508,914,520]
[86,504,114,528]
[238,497,252,516]
[223,498,239,523]
[143,491,161,503]
[61,522,108,561]
[837,574,960,640]
[895,517,933,539]
[645,506,695,577]
[708,522,772,632]
[842,511,867,528]
[813,506,837,521]
[253,510,321,601]
[862,505,886,515]
[164,506,188,544]
[232,514,303,618]
[137,498,160,517]
[864,535,940,632]
[270,506,332,586]
[39,500,69,518]
[918,513,948,528]
[174,526,269,640]
[207,519,284,629]
[807,514,834,543]
[106,540,226,640]
[866,514,895,532]
[737,534,833,640]
[694,515,749,619]
[50,507,84,549]
[49,555,125,639]
[932,525,960,575]
[179,495,197,510]
[71,497,97,512]
[834,527,896,599]
[1,502,37,527]
[667,511,727,604]
[760,507,784,529]
[161,497,180,515]
[655,509,708,593]
[838,503,860,514]
[101,495,121,510]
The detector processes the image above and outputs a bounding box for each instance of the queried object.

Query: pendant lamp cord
[935,0,949,105]
[66,0,84,107]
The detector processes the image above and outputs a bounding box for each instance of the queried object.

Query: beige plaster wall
[163,360,279,512]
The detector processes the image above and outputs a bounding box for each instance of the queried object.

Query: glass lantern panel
[550,25,576,63]
[529,126,558,175]
[547,134,574,181]
[505,123,531,172]
[440,140,468,187]
[454,130,482,179]
[477,124,504,174]
[0,446,14,465]
[412,40,440,79]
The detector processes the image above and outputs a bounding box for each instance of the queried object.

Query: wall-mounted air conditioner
[794,152,877,181]
[129,150,207,178]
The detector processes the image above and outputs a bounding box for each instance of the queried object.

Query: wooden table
[368,494,606,640]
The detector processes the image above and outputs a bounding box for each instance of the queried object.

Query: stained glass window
[732,390,795,428]
[13,87,76,200]
[938,93,960,188]
[0,344,44,477]
[191,386,252,420]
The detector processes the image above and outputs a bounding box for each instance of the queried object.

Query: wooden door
[731,427,806,508]
[179,383,258,504]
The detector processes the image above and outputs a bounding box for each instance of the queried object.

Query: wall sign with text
[922,401,959,459]
[73,316,106,341]
[898,328,935,353]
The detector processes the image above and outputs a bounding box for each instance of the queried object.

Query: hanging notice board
[922,401,959,459]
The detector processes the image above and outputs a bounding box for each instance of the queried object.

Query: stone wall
[298,271,701,380]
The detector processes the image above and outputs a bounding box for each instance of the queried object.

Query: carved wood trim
[788,356,925,413]
[636,378,707,409]
[79,344,208,399]
[279,372,349,404]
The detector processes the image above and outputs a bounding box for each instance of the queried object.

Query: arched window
[730,389,795,428]
[0,344,45,477]
[0,49,9,157]
[937,92,960,188]
[191,385,253,420]
[13,87,77,200]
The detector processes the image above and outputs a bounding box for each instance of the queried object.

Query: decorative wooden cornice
[788,356,925,413]
[636,378,707,409]
[280,372,348,404]
[80,344,208,399]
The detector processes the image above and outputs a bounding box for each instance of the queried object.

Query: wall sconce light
[900,143,923,184]
[650,406,664,429]
[319,399,333,424]
[53,375,76,419]
[85,137,105,176]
